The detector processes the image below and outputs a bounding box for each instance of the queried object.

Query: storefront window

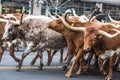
[2,0,29,14]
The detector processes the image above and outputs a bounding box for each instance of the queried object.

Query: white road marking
[0,66,96,69]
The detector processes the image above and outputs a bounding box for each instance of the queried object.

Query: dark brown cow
[58,13,120,80]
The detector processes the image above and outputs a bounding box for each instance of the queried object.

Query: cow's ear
[97,34,102,39]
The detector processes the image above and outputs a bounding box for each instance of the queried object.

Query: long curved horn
[0,18,9,23]
[72,8,89,23]
[64,11,71,23]
[71,8,79,17]
[20,9,27,25]
[48,12,56,19]
[111,29,120,34]
[90,14,106,22]
[0,18,19,24]
[65,9,71,13]
[57,14,85,31]
[46,6,56,19]
[2,14,18,21]
[110,24,120,28]
[98,29,119,38]
[108,14,118,23]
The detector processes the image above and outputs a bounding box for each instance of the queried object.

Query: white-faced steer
[2,14,68,71]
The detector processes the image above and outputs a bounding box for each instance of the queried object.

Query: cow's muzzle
[83,46,91,51]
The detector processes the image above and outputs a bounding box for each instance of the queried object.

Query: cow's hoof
[59,60,62,63]
[105,76,112,80]
[103,71,107,76]
[38,64,44,70]
[46,63,50,66]
[62,66,67,71]
[38,66,43,70]
[16,66,20,71]
[65,73,72,78]
[30,62,35,66]
[101,71,107,76]
[76,71,82,75]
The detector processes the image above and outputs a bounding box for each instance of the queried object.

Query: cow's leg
[46,49,52,66]
[94,55,99,69]
[115,57,120,71]
[85,53,93,71]
[117,57,120,71]
[65,49,85,77]
[63,51,69,61]
[59,49,63,63]
[16,42,34,71]
[50,50,58,63]
[76,57,83,75]
[9,43,20,62]
[37,51,44,70]
[62,49,74,71]
[98,57,107,75]
[16,52,30,71]
[30,53,39,65]
[0,46,4,62]
[105,53,118,80]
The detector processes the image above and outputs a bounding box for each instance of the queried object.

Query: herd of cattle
[0,8,120,80]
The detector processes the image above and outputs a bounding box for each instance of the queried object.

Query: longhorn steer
[58,13,120,80]
[2,14,68,70]
[83,26,120,80]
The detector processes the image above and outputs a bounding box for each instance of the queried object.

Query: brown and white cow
[1,13,71,71]
[0,13,67,67]
[58,13,120,80]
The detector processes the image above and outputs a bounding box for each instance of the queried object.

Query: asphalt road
[0,48,119,80]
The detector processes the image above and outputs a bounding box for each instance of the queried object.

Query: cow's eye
[93,36,96,40]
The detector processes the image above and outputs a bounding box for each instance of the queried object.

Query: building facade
[1,0,120,20]
[65,0,120,20]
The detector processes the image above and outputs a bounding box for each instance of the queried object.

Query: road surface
[0,48,119,80]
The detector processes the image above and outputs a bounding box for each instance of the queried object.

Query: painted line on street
[0,66,96,70]
[0,66,62,69]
